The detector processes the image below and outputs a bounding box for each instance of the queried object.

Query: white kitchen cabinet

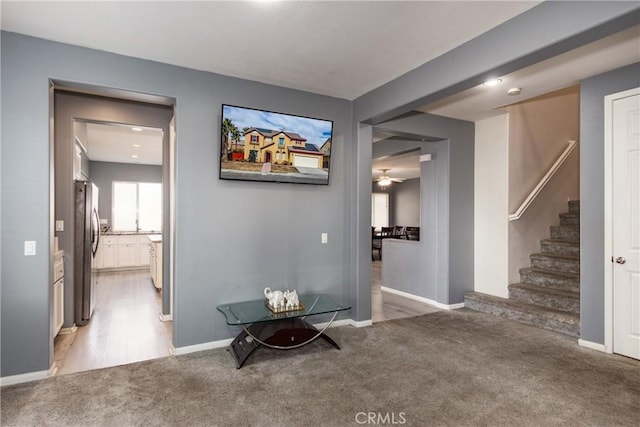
[148,235,162,290]
[155,242,162,289]
[138,240,151,266]
[149,244,155,280]
[53,279,64,334]
[53,251,64,336]
[118,236,139,267]
[96,236,118,269]
[95,234,151,270]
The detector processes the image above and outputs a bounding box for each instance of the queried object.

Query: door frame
[49,80,177,369]
[603,86,639,354]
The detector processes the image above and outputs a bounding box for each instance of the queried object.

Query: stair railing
[509,140,578,221]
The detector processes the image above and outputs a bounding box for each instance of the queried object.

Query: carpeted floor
[2,309,639,426]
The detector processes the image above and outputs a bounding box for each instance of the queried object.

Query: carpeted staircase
[465,200,580,338]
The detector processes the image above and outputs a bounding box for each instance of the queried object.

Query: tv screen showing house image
[219,104,333,185]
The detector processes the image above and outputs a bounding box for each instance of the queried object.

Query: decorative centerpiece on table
[264,287,304,313]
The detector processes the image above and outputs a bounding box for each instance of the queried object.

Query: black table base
[228,318,340,368]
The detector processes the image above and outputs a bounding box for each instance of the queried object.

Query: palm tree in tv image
[231,127,242,159]
[221,118,238,160]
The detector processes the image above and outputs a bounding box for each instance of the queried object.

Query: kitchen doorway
[52,87,175,375]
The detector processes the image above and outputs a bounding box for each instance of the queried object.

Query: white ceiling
[0,0,540,100]
[372,150,420,181]
[82,123,163,165]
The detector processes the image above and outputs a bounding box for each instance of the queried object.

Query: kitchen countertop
[148,234,162,243]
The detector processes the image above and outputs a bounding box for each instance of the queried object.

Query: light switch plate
[24,241,36,256]
[55,220,64,231]
[321,233,328,244]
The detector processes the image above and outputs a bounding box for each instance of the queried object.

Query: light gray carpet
[2,309,639,426]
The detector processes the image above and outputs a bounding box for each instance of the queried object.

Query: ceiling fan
[376,169,405,187]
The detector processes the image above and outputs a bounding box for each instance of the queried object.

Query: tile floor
[54,270,172,376]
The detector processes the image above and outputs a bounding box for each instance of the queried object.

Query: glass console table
[217,294,351,368]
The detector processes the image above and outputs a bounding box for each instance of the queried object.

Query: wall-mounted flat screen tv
[219,104,333,185]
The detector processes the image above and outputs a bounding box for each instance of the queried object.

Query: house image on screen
[243,128,324,168]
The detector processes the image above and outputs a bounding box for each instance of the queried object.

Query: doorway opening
[51,87,175,375]
[370,135,438,323]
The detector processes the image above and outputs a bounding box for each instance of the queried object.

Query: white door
[371,193,389,231]
[612,92,640,360]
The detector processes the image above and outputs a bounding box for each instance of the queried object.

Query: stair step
[530,253,580,274]
[540,239,580,257]
[550,225,580,241]
[519,268,580,293]
[559,212,580,226]
[568,200,580,213]
[464,292,580,338]
[508,283,580,314]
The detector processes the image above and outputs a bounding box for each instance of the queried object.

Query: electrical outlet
[321,233,328,244]
[24,241,36,256]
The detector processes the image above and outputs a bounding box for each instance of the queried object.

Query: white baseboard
[159,313,173,322]
[314,319,372,329]
[0,363,56,386]
[173,338,234,356]
[381,286,464,310]
[578,339,608,353]
[58,324,77,335]
[97,266,148,273]
[349,319,373,327]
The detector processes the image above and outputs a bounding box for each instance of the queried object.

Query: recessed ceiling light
[131,127,143,132]
[483,78,502,87]
[131,154,139,158]
[132,144,141,148]
[507,87,522,96]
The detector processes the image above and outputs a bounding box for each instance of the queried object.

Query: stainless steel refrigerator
[74,180,100,326]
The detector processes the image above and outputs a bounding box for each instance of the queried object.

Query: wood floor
[54,270,172,376]
[371,260,440,322]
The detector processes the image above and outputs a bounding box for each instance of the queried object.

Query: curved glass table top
[217,294,351,325]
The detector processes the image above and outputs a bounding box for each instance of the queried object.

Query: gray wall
[1,32,352,377]
[579,62,640,344]
[392,178,420,227]
[90,161,163,225]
